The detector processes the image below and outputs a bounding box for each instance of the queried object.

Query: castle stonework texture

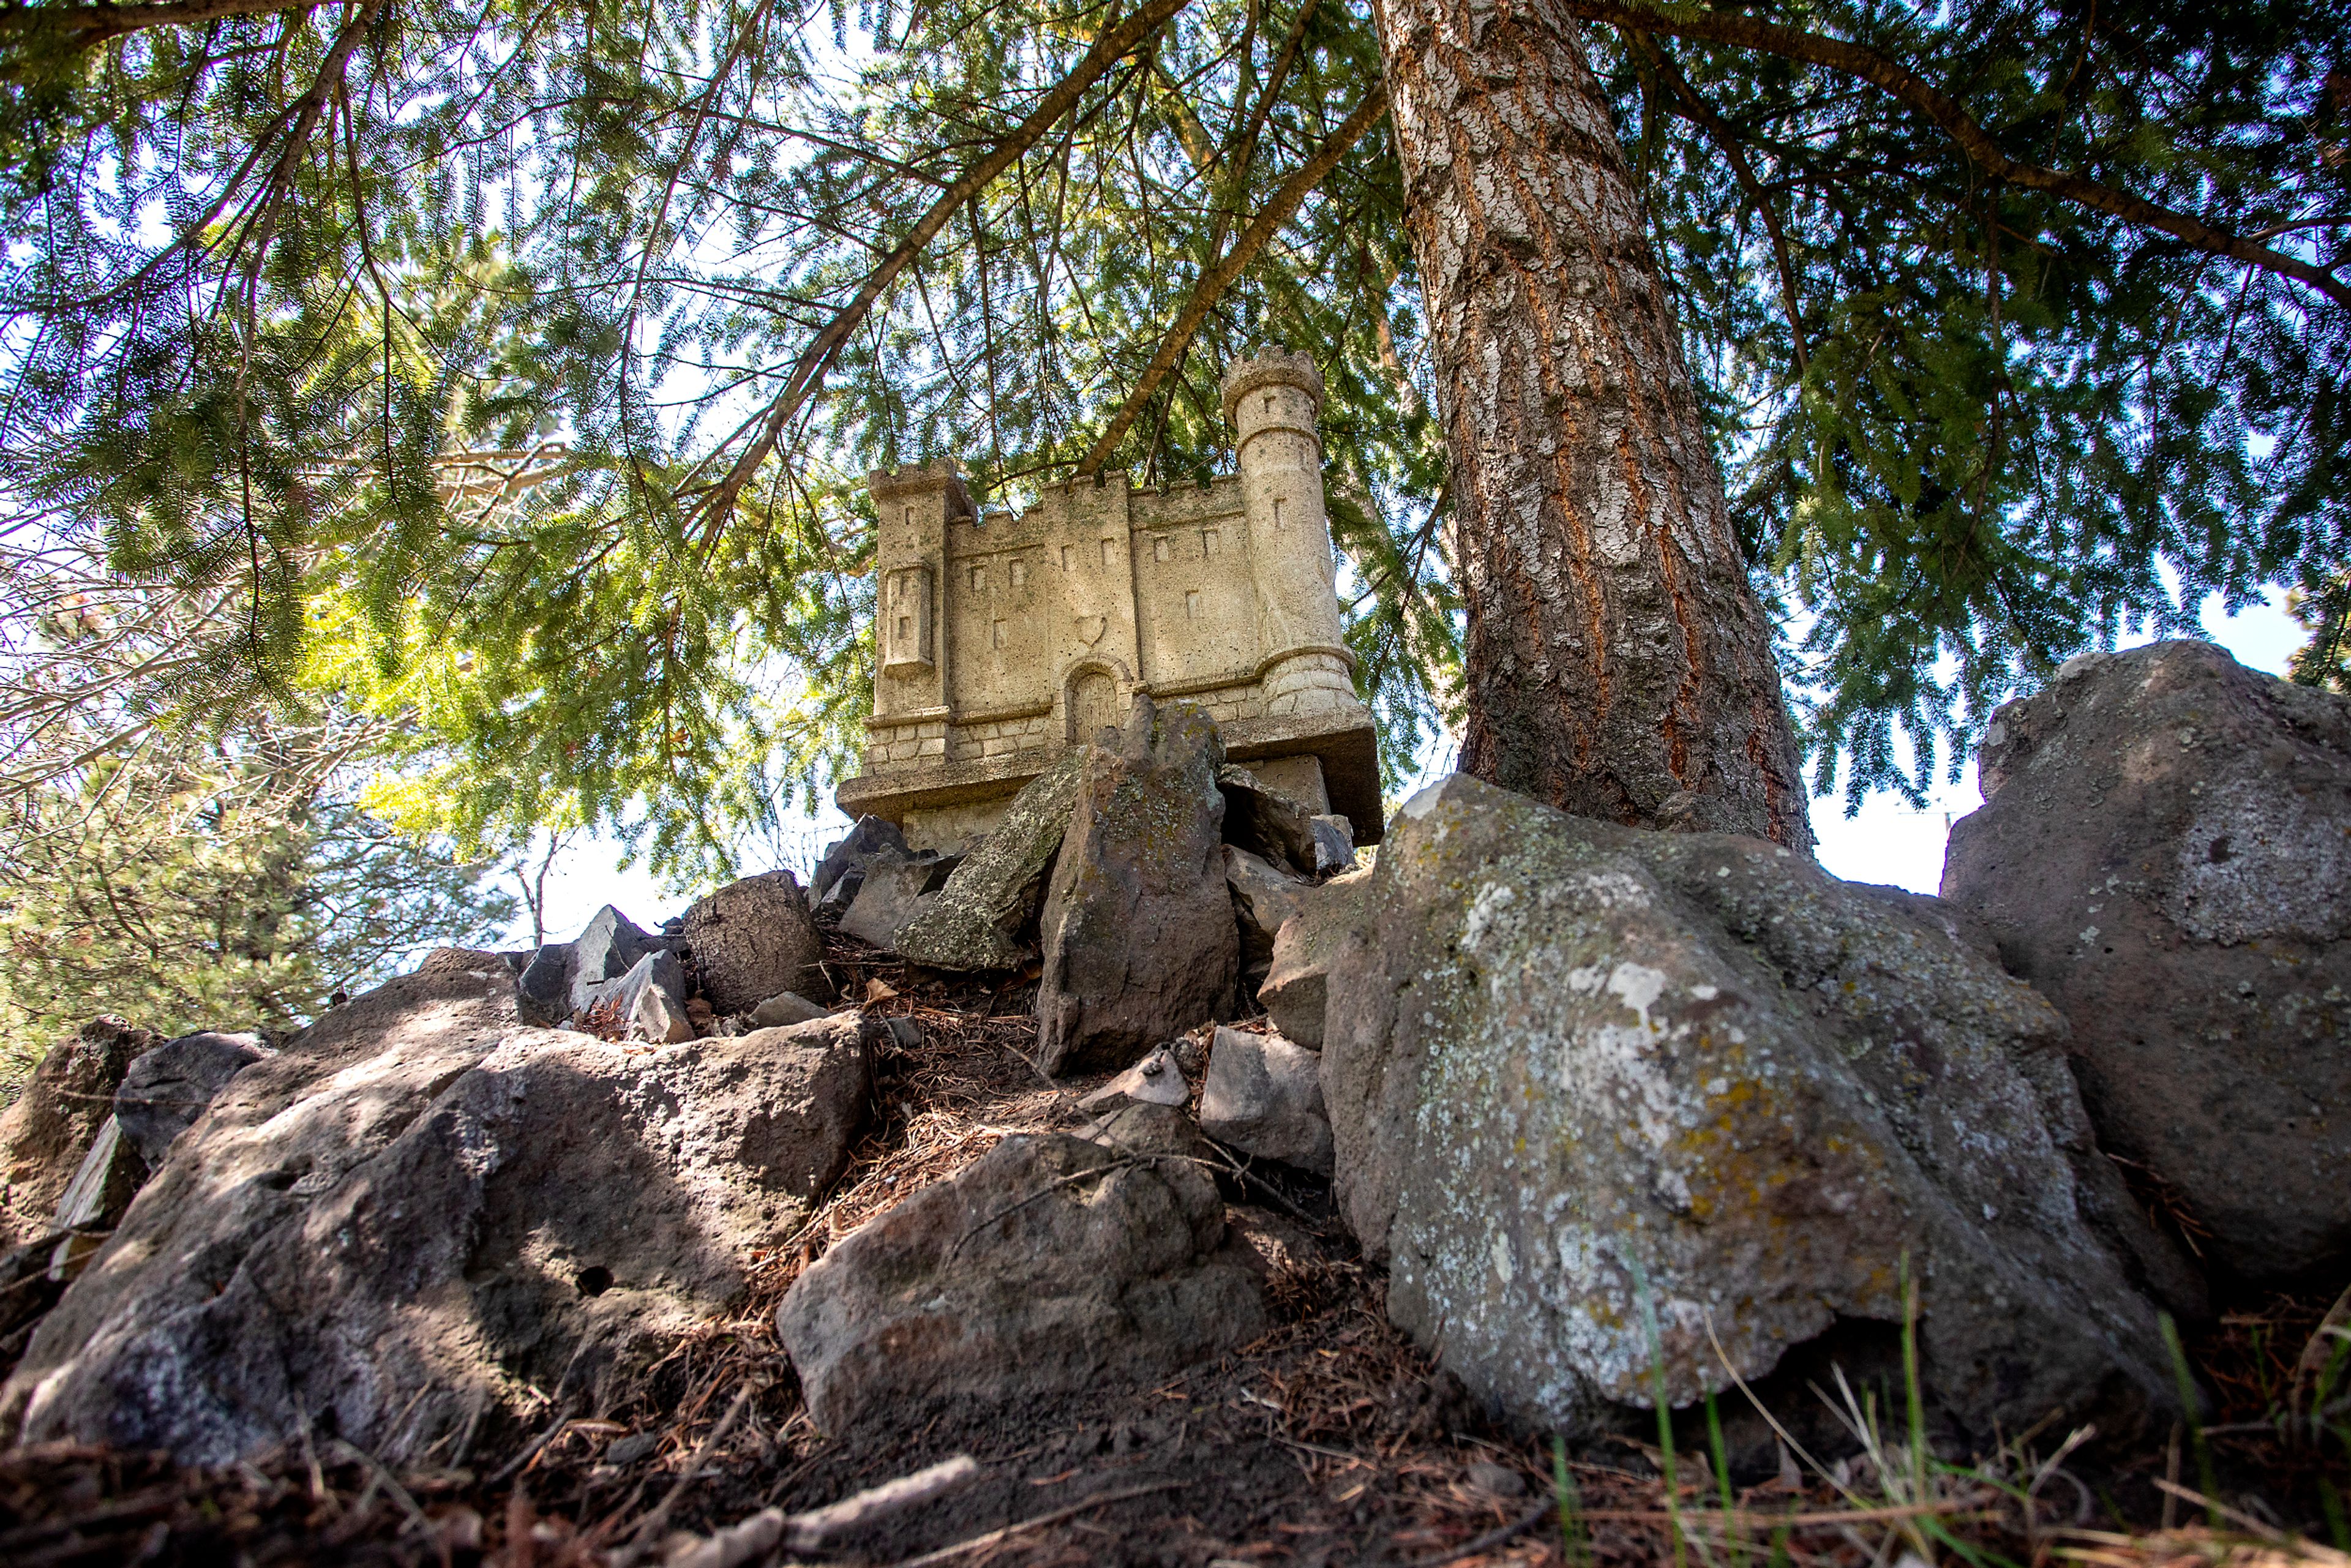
[838,351,1381,849]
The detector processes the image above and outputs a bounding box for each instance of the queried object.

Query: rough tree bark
[1371,0,1814,850]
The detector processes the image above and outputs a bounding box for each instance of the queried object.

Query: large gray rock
[838,849,959,953]
[1200,1027,1331,1175]
[895,749,1090,971]
[515,904,661,1024]
[682,871,827,1013]
[1943,640,2351,1285]
[1,957,873,1466]
[1225,846,1313,992]
[114,1032,272,1168]
[810,815,910,909]
[1325,775,2185,1449]
[0,1018,157,1248]
[1257,866,1373,1049]
[1035,700,1238,1076]
[776,1116,1270,1435]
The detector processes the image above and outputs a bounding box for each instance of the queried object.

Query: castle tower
[839,361,1379,850]
[1223,351,1353,722]
[866,461,970,741]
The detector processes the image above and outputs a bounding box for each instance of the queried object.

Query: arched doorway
[1066,668,1120,745]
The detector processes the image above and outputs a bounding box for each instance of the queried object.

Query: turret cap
[1220,350,1324,429]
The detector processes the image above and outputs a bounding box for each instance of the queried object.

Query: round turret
[1223,353,1347,695]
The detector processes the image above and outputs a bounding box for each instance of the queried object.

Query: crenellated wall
[841,352,1381,848]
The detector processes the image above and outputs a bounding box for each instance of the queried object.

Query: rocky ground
[0,927,2344,1566]
[1,650,2347,1566]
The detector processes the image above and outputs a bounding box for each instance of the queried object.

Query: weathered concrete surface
[1324,775,2184,1447]
[1943,641,2351,1286]
[1035,700,1238,1076]
[113,1033,272,1168]
[895,749,1090,972]
[1,960,872,1466]
[683,872,827,1013]
[0,1019,157,1248]
[776,1121,1270,1435]
[1200,1027,1331,1175]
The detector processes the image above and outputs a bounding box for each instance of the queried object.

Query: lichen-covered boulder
[0,1019,157,1248]
[681,871,827,1013]
[1035,699,1238,1075]
[895,749,1090,971]
[1,961,873,1466]
[1943,640,2351,1286]
[1325,774,2184,1449]
[776,1112,1270,1435]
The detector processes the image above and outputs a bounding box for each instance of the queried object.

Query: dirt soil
[1,929,2345,1567]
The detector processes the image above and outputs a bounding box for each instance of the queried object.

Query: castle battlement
[838,351,1381,849]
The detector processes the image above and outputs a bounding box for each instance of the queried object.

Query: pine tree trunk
[1373,0,1814,850]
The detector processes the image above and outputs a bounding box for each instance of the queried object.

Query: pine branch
[1075,83,1386,477]
[1558,0,2351,308]
[678,0,1198,538]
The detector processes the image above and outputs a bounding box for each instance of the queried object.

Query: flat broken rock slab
[1325,774,2186,1449]
[895,749,1090,972]
[776,1121,1271,1436]
[2,961,875,1466]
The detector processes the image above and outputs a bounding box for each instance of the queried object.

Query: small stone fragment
[1199,1027,1332,1175]
[1078,1046,1191,1110]
[748,992,829,1029]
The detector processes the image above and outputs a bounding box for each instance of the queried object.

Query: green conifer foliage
[0,0,2340,862]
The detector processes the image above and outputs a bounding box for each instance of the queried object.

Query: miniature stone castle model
[837,351,1381,850]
